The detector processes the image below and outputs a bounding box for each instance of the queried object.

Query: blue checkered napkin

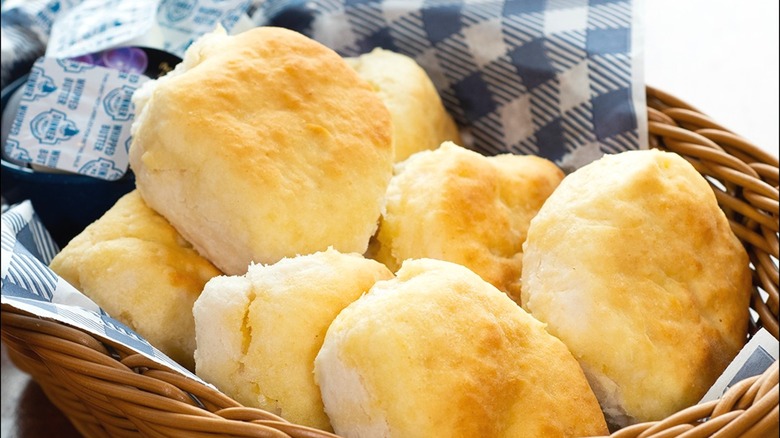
[2,209,57,301]
[1,201,205,384]
[252,0,646,171]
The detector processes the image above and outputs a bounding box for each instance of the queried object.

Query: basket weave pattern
[2,87,779,438]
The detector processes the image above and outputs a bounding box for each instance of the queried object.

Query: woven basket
[1,87,778,438]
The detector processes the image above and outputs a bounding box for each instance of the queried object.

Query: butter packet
[45,0,160,59]
[4,57,149,180]
[156,0,253,57]
[25,0,252,64]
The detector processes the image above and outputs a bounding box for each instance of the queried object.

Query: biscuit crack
[240,291,256,356]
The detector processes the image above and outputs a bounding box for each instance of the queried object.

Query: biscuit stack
[50,25,751,437]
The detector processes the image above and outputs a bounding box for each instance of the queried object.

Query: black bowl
[1,74,136,248]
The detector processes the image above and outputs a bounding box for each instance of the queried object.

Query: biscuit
[129,27,394,275]
[521,149,752,427]
[372,142,563,302]
[49,191,222,370]
[346,48,461,162]
[314,258,608,438]
[193,248,393,430]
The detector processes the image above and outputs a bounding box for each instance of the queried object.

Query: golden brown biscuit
[521,149,752,427]
[193,248,393,430]
[49,191,222,370]
[372,142,563,302]
[314,258,608,438]
[346,48,461,162]
[130,27,393,275]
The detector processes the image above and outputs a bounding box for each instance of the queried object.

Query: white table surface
[643,0,779,158]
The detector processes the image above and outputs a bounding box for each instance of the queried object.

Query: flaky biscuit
[521,149,752,427]
[346,48,461,162]
[130,27,393,275]
[314,258,608,438]
[50,191,222,370]
[372,142,563,302]
[193,248,393,430]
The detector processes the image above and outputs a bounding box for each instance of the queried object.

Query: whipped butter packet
[46,0,160,59]
[156,0,252,57]
[4,57,149,180]
[40,0,252,63]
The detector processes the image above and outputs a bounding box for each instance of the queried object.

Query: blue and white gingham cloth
[250,0,647,170]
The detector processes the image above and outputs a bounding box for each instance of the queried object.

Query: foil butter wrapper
[4,57,148,180]
[41,0,252,60]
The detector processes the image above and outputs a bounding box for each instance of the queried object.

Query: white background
[643,0,779,158]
